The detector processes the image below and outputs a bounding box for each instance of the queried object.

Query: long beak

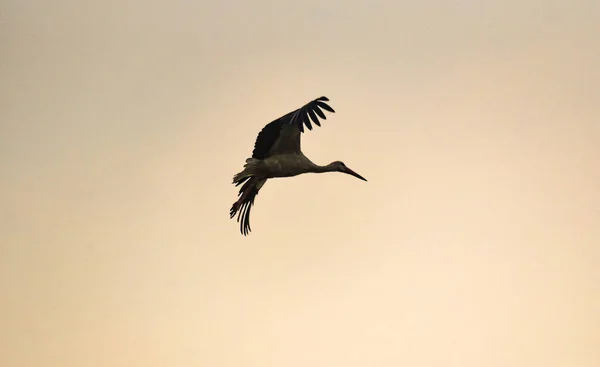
[344,167,367,181]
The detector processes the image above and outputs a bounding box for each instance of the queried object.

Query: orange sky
[2,1,599,366]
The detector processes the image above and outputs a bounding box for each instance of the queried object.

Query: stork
[230,96,367,235]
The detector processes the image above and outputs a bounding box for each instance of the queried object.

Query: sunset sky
[2,1,599,366]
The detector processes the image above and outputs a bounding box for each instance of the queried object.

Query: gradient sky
[2,1,599,366]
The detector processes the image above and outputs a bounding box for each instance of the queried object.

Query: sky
[1,0,599,366]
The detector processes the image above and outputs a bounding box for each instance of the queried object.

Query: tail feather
[230,176,266,236]
[232,158,262,186]
[234,176,250,187]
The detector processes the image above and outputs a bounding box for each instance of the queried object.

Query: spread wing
[251,96,335,159]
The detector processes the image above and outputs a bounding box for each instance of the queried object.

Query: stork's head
[332,161,367,181]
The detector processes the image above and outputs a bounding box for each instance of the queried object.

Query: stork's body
[230,96,366,235]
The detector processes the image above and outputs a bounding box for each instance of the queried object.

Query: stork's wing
[251,96,335,159]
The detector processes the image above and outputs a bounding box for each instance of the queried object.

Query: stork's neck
[312,162,337,173]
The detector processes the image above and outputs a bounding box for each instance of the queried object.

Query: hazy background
[1,1,599,366]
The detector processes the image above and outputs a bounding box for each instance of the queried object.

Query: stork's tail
[230,173,266,236]
[232,158,262,187]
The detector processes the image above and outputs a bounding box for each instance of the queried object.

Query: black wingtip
[316,101,335,113]
[230,178,260,236]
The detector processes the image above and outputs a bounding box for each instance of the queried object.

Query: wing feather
[315,101,335,113]
[307,109,320,126]
[250,96,335,159]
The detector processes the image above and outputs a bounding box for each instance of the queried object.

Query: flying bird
[230,96,367,235]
